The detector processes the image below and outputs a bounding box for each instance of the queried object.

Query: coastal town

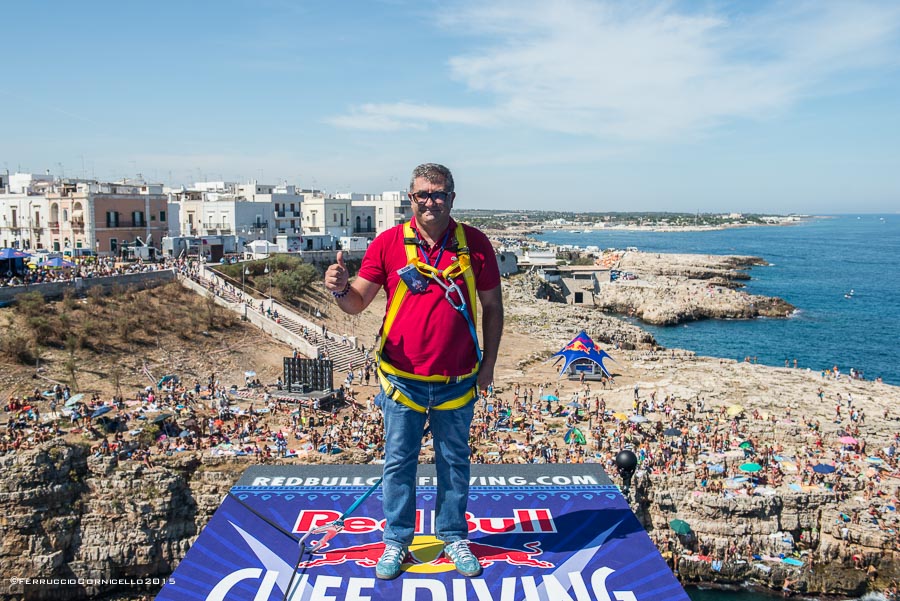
[1,172,898,600]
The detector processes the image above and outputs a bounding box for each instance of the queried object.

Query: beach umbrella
[663,427,681,437]
[669,519,691,535]
[0,248,31,260]
[707,464,725,474]
[152,413,174,424]
[65,393,85,407]
[866,457,884,465]
[564,427,586,445]
[812,464,836,474]
[739,441,754,450]
[726,404,744,417]
[838,436,858,445]
[613,412,629,421]
[40,257,75,268]
[91,406,113,418]
[567,401,584,409]
[629,415,649,424]
[541,395,559,402]
[740,462,762,473]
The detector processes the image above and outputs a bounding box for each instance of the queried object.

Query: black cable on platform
[226,492,300,543]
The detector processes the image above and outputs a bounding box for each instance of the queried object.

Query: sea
[536,214,900,387]
[537,214,898,600]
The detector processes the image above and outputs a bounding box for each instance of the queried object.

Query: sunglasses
[410,190,452,204]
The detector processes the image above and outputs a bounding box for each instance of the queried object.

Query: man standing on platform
[324,163,503,580]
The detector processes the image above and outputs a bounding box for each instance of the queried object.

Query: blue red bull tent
[157,464,688,600]
[550,330,615,380]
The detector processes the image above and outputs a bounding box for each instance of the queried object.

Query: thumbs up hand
[325,251,350,293]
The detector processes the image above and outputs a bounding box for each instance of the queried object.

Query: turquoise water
[536,215,900,386]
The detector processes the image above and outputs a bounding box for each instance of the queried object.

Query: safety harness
[376,221,481,413]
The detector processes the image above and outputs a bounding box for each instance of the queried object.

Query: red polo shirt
[357,217,500,378]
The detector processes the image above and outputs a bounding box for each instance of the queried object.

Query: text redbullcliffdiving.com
[249,475,601,487]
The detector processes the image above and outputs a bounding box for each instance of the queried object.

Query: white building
[352,191,412,235]
[0,173,52,250]
[168,180,300,243]
[301,195,352,239]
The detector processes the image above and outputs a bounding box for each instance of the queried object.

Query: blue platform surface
[157,464,688,601]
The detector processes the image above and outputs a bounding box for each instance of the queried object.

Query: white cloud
[326,102,496,131]
[328,0,900,140]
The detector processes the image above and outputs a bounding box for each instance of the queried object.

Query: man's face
[409,176,454,229]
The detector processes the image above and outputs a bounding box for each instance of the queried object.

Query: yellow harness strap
[377,221,479,412]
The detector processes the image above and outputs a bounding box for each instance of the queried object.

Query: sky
[2,0,899,214]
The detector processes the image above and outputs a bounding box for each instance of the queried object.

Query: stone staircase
[194,271,368,373]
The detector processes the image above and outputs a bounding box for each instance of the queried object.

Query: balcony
[50,221,60,233]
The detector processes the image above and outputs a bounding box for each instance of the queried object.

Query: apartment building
[168,181,302,242]
[46,179,168,256]
[350,191,412,235]
[0,173,53,250]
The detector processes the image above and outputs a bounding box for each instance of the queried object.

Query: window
[110,238,118,254]
[106,211,120,227]
[132,211,145,227]
[160,210,166,222]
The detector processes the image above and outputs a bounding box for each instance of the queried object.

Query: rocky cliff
[631,470,899,597]
[0,442,227,600]
[2,441,896,599]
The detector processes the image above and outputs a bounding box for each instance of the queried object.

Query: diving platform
[156,464,688,600]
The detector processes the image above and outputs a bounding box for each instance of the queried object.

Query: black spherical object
[615,450,638,474]
[615,449,638,496]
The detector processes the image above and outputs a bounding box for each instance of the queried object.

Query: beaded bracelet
[332,281,351,299]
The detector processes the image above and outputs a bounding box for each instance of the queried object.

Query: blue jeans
[377,377,476,548]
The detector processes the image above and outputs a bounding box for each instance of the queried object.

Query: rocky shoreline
[594,251,795,326]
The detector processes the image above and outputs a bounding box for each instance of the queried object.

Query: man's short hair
[410,163,454,193]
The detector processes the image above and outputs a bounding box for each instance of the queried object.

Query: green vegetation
[0,282,239,375]
[216,255,326,309]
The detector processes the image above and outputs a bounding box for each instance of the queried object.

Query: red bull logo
[295,508,556,536]
[301,540,387,569]
[300,535,554,573]
[565,341,590,352]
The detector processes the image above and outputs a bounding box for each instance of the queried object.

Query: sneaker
[443,540,483,577]
[376,543,407,580]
